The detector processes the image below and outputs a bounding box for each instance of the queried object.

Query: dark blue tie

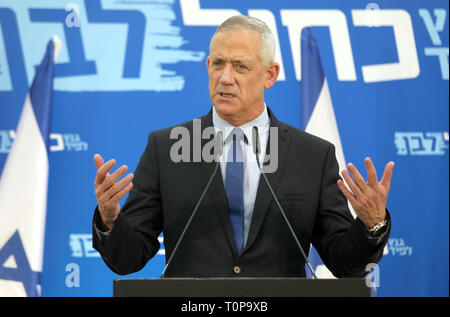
[225,128,245,253]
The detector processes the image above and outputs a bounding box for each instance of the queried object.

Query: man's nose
[219,64,235,85]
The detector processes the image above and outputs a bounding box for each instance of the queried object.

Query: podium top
[113,278,370,297]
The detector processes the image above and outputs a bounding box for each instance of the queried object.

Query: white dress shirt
[212,105,270,247]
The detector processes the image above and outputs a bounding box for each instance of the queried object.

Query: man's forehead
[209,29,262,65]
[209,39,259,60]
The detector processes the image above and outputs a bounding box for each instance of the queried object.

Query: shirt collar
[212,104,269,146]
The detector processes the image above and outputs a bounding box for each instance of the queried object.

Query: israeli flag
[0,37,60,296]
[300,28,355,279]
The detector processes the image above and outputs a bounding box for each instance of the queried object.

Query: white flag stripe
[306,80,356,219]
[305,79,346,171]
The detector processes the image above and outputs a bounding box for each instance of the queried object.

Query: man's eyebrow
[210,56,251,64]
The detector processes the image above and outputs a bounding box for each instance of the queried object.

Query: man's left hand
[337,157,395,230]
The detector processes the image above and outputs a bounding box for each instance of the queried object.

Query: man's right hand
[94,154,134,230]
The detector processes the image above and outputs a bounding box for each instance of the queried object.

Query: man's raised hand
[94,154,134,230]
[337,157,394,230]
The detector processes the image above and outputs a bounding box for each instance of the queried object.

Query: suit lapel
[197,110,238,255]
[242,109,290,254]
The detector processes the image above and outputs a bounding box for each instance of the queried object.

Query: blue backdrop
[0,0,448,297]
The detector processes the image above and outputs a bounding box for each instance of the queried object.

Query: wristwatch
[369,219,388,236]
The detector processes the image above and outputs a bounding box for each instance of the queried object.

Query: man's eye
[235,64,248,70]
[213,60,224,66]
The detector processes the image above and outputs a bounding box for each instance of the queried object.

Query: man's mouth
[218,93,236,98]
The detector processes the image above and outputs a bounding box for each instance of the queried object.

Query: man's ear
[206,56,210,71]
[264,62,280,89]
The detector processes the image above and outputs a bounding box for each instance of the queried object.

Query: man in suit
[92,16,393,278]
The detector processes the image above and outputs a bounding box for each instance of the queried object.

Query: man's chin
[213,102,240,116]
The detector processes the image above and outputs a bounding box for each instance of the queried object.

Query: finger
[380,161,395,189]
[108,165,129,187]
[347,163,369,193]
[94,159,116,186]
[110,182,134,204]
[94,154,105,170]
[341,169,363,198]
[98,165,129,196]
[103,172,133,201]
[337,179,358,207]
[364,157,378,186]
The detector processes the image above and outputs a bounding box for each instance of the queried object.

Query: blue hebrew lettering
[410,135,426,153]
[0,8,28,92]
[424,47,449,80]
[69,234,99,257]
[63,134,88,151]
[85,0,144,78]
[81,235,99,257]
[395,132,448,155]
[419,9,447,46]
[69,234,83,257]
[425,132,448,154]
[29,9,96,77]
[394,133,409,155]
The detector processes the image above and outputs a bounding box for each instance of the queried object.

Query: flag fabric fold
[0,39,56,296]
[300,28,355,279]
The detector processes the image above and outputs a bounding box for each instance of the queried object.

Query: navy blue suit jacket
[92,108,390,277]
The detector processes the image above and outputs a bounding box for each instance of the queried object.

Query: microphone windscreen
[252,126,260,155]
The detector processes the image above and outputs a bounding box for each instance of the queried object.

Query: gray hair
[211,15,276,67]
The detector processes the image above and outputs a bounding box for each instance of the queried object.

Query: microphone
[252,126,317,279]
[160,130,223,278]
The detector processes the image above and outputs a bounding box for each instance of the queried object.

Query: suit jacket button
[233,266,241,274]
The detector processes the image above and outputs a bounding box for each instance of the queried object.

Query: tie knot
[232,128,245,142]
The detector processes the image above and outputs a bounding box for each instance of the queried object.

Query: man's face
[207,29,279,126]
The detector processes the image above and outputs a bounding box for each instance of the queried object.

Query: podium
[113,278,370,297]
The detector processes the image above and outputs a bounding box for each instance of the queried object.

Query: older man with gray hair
[92,15,392,278]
